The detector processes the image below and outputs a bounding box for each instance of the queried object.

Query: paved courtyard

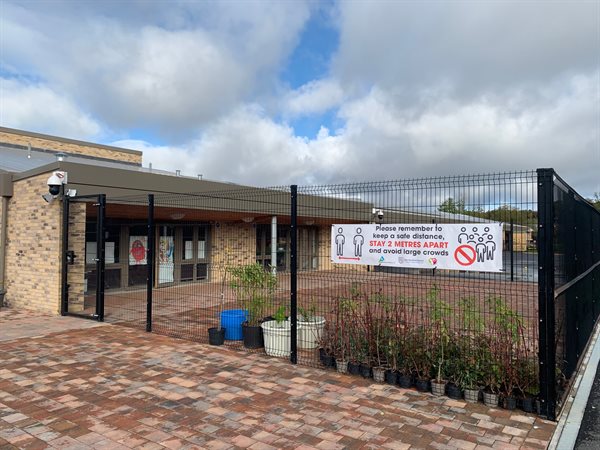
[0,308,555,449]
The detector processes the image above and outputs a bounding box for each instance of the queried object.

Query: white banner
[331,223,503,273]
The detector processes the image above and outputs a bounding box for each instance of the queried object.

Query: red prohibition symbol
[454,244,476,266]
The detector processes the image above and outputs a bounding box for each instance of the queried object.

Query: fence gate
[61,194,106,321]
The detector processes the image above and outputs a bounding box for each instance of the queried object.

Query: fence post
[290,185,298,364]
[510,220,514,282]
[60,196,70,316]
[97,194,106,321]
[146,194,155,332]
[537,168,557,420]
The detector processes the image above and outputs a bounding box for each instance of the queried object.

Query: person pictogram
[353,228,364,257]
[458,227,468,244]
[335,227,345,256]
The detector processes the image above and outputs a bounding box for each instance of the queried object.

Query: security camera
[46,171,67,197]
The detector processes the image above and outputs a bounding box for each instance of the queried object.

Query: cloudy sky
[1,1,599,194]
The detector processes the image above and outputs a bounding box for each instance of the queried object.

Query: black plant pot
[348,361,361,375]
[359,363,372,378]
[521,396,538,413]
[503,396,517,410]
[208,327,226,346]
[446,383,463,400]
[398,373,414,389]
[415,378,431,393]
[385,370,398,385]
[322,354,336,368]
[242,324,263,349]
[319,347,326,363]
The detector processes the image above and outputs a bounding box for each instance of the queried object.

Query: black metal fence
[60,169,600,420]
[539,169,600,419]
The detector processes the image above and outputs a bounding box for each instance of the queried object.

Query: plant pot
[348,361,361,375]
[319,347,326,363]
[220,309,246,340]
[521,396,536,413]
[446,383,463,400]
[336,359,348,374]
[373,367,386,383]
[503,396,517,410]
[322,354,336,368]
[385,370,398,385]
[397,373,414,389]
[242,323,264,349]
[359,363,372,379]
[297,317,326,349]
[261,320,290,357]
[415,378,431,393]
[483,391,499,407]
[431,379,446,396]
[464,388,481,403]
[208,327,225,345]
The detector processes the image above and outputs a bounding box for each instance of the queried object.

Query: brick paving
[0,309,555,449]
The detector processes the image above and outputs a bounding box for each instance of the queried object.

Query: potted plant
[262,305,291,357]
[298,300,326,349]
[488,297,522,410]
[229,263,276,349]
[208,248,231,345]
[409,327,432,392]
[455,297,485,402]
[480,335,501,407]
[333,298,350,374]
[429,286,450,396]
[517,357,539,413]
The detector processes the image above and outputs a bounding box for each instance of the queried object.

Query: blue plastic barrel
[220,309,247,340]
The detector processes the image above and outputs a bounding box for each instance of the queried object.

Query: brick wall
[210,223,256,280]
[0,129,142,165]
[4,173,63,313]
[66,203,86,312]
[316,224,367,272]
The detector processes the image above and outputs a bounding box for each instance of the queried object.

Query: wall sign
[331,223,503,273]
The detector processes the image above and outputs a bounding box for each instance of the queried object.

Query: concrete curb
[549,321,600,450]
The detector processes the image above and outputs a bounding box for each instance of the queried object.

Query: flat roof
[0,126,142,156]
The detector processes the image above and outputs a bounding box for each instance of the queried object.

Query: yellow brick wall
[317,224,368,272]
[0,130,142,165]
[317,225,334,270]
[4,173,63,314]
[66,203,86,312]
[210,223,256,280]
[0,198,4,294]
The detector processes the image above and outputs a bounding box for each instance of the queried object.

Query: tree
[588,193,600,212]
[438,198,466,214]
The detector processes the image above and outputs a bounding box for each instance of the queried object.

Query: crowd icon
[458,225,497,263]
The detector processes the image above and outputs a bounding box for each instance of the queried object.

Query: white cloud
[1,1,312,134]
[111,71,598,193]
[283,79,344,116]
[0,78,101,140]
